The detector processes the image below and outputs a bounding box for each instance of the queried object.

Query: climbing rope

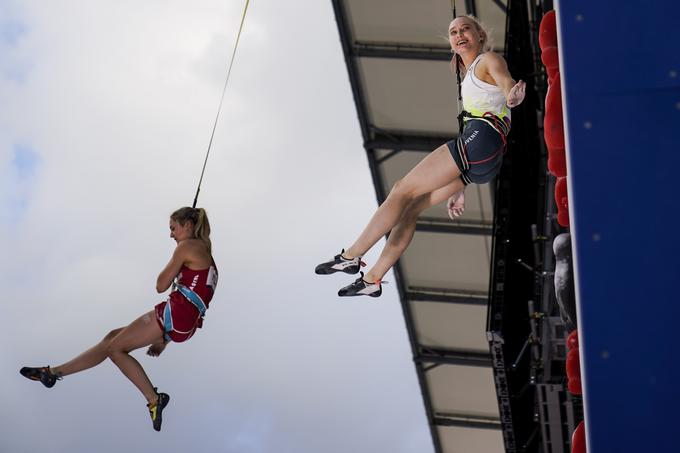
[192,0,250,208]
[450,0,466,134]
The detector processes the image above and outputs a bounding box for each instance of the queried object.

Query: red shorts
[155,292,203,343]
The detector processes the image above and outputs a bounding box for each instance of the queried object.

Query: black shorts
[447,117,510,185]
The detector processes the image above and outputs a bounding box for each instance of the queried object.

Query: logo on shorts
[464,130,479,145]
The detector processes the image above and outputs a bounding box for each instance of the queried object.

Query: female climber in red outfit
[20,207,218,432]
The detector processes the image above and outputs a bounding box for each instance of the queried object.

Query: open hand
[506,80,526,108]
[447,189,466,219]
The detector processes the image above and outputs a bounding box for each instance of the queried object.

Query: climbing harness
[162,283,209,341]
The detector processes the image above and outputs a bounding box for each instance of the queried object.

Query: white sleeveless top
[461,53,510,120]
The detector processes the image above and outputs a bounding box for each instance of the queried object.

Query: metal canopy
[331,1,508,452]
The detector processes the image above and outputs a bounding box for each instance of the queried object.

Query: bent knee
[106,343,120,359]
[106,339,129,358]
[390,178,418,201]
[102,328,124,354]
[391,178,408,194]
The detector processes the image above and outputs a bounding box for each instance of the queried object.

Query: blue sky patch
[2,144,39,224]
[12,144,39,178]
[2,60,30,83]
[0,4,31,83]
[1,19,27,46]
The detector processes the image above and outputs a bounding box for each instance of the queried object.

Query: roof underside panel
[359,58,458,134]
[411,302,489,352]
[401,232,490,291]
[426,365,500,416]
[439,426,505,453]
[346,0,466,45]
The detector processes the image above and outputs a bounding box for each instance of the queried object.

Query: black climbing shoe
[338,272,384,297]
[148,389,170,432]
[315,249,365,275]
[20,366,61,388]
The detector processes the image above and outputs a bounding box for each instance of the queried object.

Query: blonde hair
[171,207,212,253]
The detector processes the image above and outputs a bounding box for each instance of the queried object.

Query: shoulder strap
[175,284,208,317]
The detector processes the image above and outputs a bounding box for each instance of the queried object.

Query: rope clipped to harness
[192,0,250,209]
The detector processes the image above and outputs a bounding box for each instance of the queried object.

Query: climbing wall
[555,1,680,451]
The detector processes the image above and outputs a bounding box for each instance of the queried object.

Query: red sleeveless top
[174,262,218,306]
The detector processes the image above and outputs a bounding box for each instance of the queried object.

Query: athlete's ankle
[363,272,381,284]
[342,248,360,260]
[146,393,160,407]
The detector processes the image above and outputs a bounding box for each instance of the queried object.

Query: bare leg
[51,327,125,377]
[106,310,165,404]
[364,178,465,283]
[345,144,460,258]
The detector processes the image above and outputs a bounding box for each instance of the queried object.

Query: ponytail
[194,208,212,253]
[170,206,212,253]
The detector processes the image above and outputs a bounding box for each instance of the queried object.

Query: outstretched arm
[485,53,526,108]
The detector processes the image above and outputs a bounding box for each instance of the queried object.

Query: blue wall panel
[556,1,680,451]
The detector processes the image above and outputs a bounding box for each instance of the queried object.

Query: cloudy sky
[0,1,435,452]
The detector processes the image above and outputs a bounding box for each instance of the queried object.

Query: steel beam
[416,217,493,235]
[366,130,452,152]
[352,40,503,61]
[416,347,492,368]
[353,41,451,61]
[407,286,488,306]
[434,412,502,430]
[492,0,508,13]
[465,0,478,17]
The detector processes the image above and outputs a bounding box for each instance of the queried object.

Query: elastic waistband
[463,112,511,137]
